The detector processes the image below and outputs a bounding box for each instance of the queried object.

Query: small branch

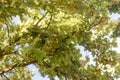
[90,17,108,29]
[35,11,49,26]
[6,24,11,46]
[6,24,10,38]
[0,49,18,60]
[46,14,53,30]
[0,60,37,75]
[3,74,10,80]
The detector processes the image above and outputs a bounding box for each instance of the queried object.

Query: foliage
[0,0,120,80]
[108,1,120,14]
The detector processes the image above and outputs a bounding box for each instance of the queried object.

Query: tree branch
[0,49,18,60]
[0,60,37,75]
[3,74,10,80]
[46,13,53,30]
[35,11,49,26]
[6,24,11,46]
[90,17,108,29]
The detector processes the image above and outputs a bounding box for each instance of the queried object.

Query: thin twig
[3,74,10,80]
[0,60,37,75]
[90,17,108,29]
[35,11,49,26]
[6,24,11,45]
[46,13,53,30]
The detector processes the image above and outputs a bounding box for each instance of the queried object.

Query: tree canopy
[0,0,120,80]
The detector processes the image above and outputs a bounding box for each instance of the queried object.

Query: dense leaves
[0,0,120,80]
[108,1,120,14]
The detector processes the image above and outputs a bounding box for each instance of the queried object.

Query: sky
[111,13,120,21]
[27,64,50,80]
